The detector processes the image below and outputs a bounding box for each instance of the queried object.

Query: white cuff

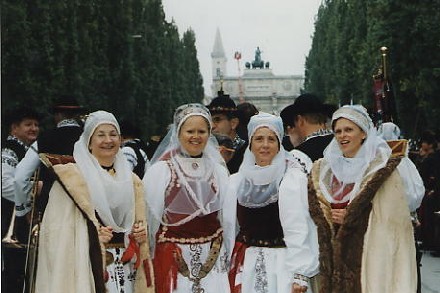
[292,273,309,288]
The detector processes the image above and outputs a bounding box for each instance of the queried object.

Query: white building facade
[210,29,304,114]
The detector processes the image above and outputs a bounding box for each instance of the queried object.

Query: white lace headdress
[319,105,391,203]
[148,103,227,226]
[73,110,135,232]
[237,112,303,208]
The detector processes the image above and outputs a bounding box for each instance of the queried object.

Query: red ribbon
[121,235,141,268]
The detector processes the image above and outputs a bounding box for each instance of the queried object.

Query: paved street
[421,250,440,293]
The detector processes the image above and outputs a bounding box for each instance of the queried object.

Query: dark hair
[419,130,437,149]
[4,106,41,128]
[280,93,327,127]
[207,95,238,119]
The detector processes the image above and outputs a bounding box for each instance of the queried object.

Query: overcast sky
[162,0,322,97]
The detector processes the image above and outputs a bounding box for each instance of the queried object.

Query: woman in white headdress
[143,103,231,293]
[308,105,418,293]
[225,112,319,293]
[35,111,154,293]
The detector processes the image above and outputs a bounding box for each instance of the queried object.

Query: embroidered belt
[237,234,286,248]
[175,234,223,285]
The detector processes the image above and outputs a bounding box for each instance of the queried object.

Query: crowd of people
[2,92,439,293]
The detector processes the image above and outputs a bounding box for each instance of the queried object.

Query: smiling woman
[333,118,366,158]
[178,115,210,157]
[89,124,121,167]
[34,111,154,293]
[143,103,232,293]
[308,105,420,292]
[225,112,319,293]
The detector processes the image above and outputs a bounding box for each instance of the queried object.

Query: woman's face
[251,127,279,167]
[11,118,40,145]
[333,118,366,158]
[178,116,210,157]
[89,124,121,166]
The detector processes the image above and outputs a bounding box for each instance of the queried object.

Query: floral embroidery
[254,248,268,293]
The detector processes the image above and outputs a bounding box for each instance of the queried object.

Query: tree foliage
[305,0,440,137]
[1,0,204,139]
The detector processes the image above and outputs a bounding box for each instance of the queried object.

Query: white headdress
[377,122,401,140]
[319,105,391,203]
[73,110,134,232]
[148,103,227,226]
[237,112,303,208]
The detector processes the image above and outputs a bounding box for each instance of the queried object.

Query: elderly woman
[226,112,319,293]
[308,105,418,293]
[143,103,231,293]
[35,111,154,293]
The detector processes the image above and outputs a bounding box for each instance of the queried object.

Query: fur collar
[308,157,401,293]
[53,163,155,293]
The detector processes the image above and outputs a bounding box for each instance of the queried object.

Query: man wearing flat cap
[280,93,334,163]
[207,91,247,173]
[14,95,85,219]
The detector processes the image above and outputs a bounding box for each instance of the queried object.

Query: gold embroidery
[175,235,222,283]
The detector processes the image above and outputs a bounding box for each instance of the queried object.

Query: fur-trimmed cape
[308,157,417,293]
[35,163,154,293]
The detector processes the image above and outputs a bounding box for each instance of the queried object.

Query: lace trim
[1,149,19,167]
[301,129,333,145]
[57,119,80,128]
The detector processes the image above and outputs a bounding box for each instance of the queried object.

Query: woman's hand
[292,283,308,293]
[99,226,113,244]
[331,208,347,225]
[131,221,147,244]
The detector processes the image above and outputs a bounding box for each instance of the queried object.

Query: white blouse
[224,165,320,280]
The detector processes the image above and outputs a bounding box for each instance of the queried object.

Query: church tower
[211,28,227,78]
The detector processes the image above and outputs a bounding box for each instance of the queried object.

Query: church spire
[211,27,226,58]
[211,27,227,79]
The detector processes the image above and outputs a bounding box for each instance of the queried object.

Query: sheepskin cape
[308,157,417,293]
[35,163,154,293]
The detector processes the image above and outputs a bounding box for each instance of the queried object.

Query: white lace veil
[148,103,227,226]
[73,110,135,232]
[319,105,391,203]
[237,112,303,208]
